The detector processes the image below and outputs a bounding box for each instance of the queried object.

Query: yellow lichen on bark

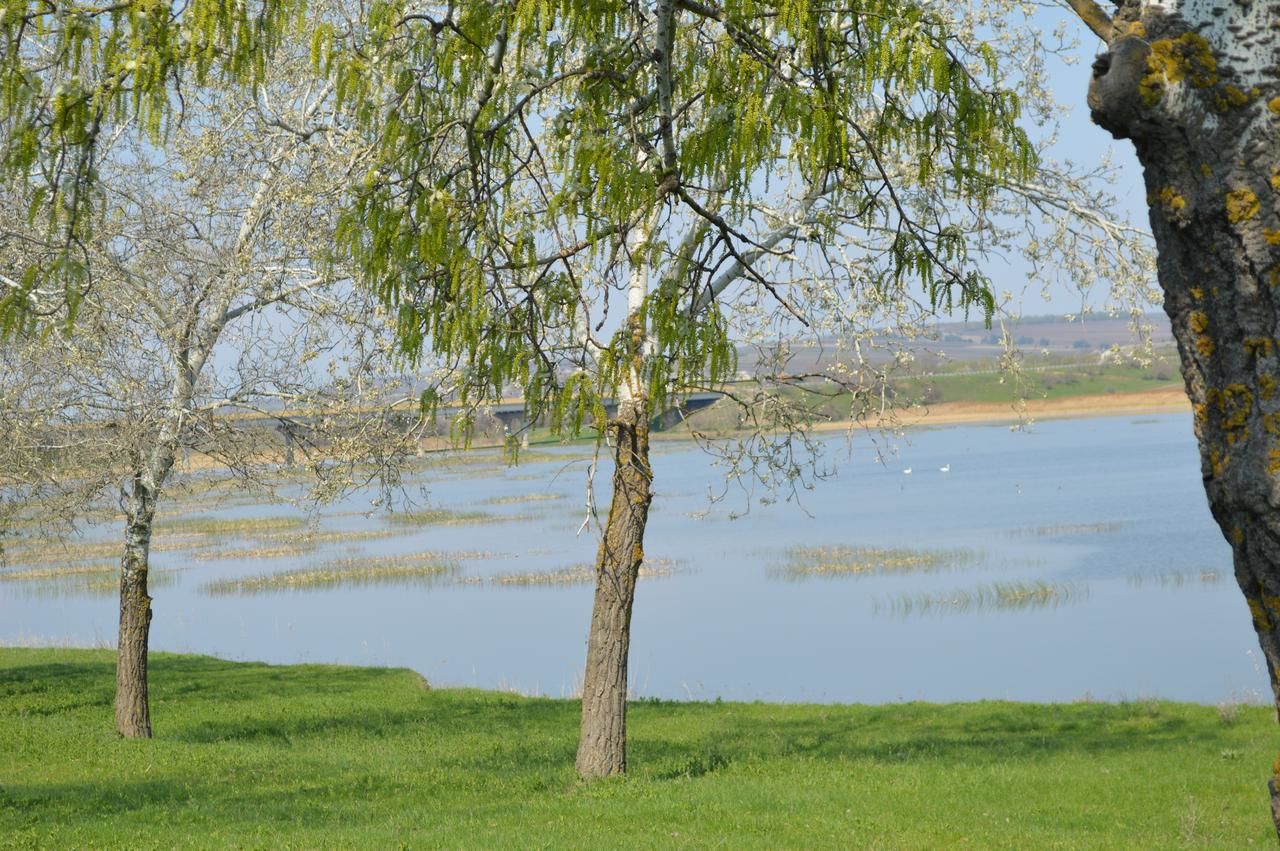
[1140,33,1219,106]
[1262,374,1277,401]
[1216,85,1253,112]
[1251,597,1271,631]
[1156,186,1187,217]
[1226,188,1260,223]
[1246,337,1275,358]
[1209,446,1228,476]
[1265,228,1280,245]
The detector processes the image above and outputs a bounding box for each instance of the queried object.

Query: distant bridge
[486,391,723,436]
[243,391,724,462]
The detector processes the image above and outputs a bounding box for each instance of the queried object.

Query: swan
[939,463,951,473]
[903,467,912,475]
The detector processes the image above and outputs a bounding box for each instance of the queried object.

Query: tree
[329,0,1045,777]
[0,49,419,738]
[0,0,1150,780]
[1070,0,1280,829]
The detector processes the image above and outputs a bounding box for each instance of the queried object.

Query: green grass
[0,648,1274,849]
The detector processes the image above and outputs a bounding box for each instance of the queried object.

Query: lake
[0,413,1266,705]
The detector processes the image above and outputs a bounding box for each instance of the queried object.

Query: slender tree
[1066,0,1280,830]
[328,0,1043,776]
[0,48,419,738]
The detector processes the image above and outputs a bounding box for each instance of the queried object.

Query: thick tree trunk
[576,396,652,779]
[115,478,160,738]
[1086,0,1280,833]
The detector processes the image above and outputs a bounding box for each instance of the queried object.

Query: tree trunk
[1086,0,1280,832]
[115,477,159,738]
[576,395,652,779]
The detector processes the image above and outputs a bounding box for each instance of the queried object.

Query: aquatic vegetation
[772,545,981,580]
[878,581,1089,616]
[5,568,178,598]
[0,560,116,582]
[156,515,307,538]
[2,539,126,566]
[482,492,565,506]
[1009,522,1124,538]
[487,560,679,587]
[201,554,461,595]
[1126,569,1226,588]
[386,508,501,526]
[191,542,318,562]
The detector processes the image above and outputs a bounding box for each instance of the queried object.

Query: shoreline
[851,384,1190,431]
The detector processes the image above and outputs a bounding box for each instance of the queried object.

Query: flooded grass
[201,554,461,595]
[0,538,149,566]
[156,515,307,538]
[386,508,502,526]
[0,560,116,582]
[771,545,982,580]
[8,569,179,598]
[1127,568,1227,588]
[878,581,1089,616]
[481,492,565,506]
[1009,522,1124,538]
[190,542,318,562]
[486,560,680,587]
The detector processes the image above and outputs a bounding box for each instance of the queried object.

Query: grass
[0,648,1275,848]
[878,581,1089,616]
[772,545,982,580]
[200,554,460,595]
[0,568,179,598]
[1127,569,1227,588]
[485,560,680,587]
[386,508,506,526]
[1009,522,1125,538]
[482,492,566,506]
[154,515,308,538]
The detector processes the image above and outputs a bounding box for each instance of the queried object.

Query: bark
[115,476,159,738]
[1085,0,1280,833]
[575,395,652,778]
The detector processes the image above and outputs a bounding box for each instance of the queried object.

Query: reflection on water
[0,414,1266,704]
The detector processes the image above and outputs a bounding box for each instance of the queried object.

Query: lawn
[0,648,1273,848]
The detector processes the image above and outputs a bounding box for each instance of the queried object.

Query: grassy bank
[0,648,1273,848]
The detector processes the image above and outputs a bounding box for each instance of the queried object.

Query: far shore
[844,384,1191,431]
[175,386,1193,472]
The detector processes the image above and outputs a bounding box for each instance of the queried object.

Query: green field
[0,648,1274,848]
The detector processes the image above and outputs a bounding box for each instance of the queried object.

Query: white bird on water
[903,467,912,475]
[939,463,951,473]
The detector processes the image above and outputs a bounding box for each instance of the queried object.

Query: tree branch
[1063,0,1113,43]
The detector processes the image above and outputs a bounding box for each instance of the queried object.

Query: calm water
[1,413,1266,704]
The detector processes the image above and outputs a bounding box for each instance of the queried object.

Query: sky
[987,3,1156,320]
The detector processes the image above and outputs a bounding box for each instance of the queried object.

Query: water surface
[1,413,1263,705]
